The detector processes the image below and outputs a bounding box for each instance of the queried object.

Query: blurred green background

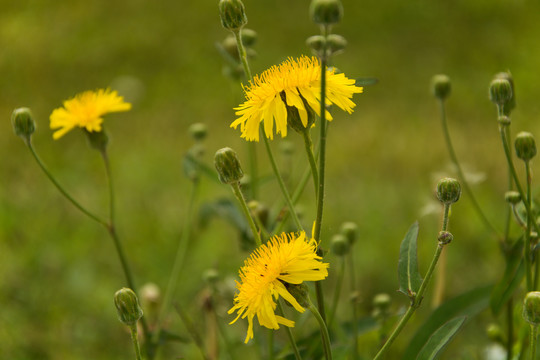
[2,0,540,358]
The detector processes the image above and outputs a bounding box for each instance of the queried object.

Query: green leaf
[490,236,525,315]
[401,285,493,360]
[355,77,379,86]
[416,317,467,360]
[398,222,423,297]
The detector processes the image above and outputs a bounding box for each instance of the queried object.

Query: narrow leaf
[398,222,423,297]
[401,285,492,360]
[416,317,467,360]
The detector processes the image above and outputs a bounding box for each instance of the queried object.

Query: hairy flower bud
[523,291,540,326]
[505,191,521,205]
[327,34,347,54]
[515,131,537,162]
[331,234,349,256]
[340,221,358,245]
[114,288,143,326]
[219,0,247,31]
[310,0,343,26]
[486,323,504,344]
[306,35,326,53]
[373,293,391,311]
[494,72,516,116]
[189,123,208,141]
[437,231,453,245]
[12,107,36,144]
[214,147,244,184]
[489,78,513,106]
[498,115,511,126]
[431,74,451,100]
[241,28,258,47]
[436,178,461,205]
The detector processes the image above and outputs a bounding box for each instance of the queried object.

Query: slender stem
[231,181,262,246]
[308,300,333,360]
[525,161,533,290]
[233,29,252,80]
[276,302,302,360]
[507,298,514,360]
[531,325,538,360]
[348,252,359,360]
[174,303,211,360]
[101,150,116,225]
[328,258,345,327]
[152,180,199,350]
[373,204,451,360]
[27,141,108,227]
[302,128,319,195]
[438,99,499,236]
[262,136,304,231]
[130,325,143,360]
[268,330,275,360]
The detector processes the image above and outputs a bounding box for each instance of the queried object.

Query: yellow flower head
[49,89,131,140]
[231,55,363,141]
[228,231,329,343]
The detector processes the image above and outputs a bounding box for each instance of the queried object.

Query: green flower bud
[489,78,513,106]
[515,131,537,161]
[12,107,36,144]
[486,323,504,344]
[310,0,343,26]
[285,283,310,308]
[219,0,247,32]
[214,147,244,184]
[437,231,453,245]
[494,72,516,116]
[222,36,239,58]
[140,283,161,308]
[505,191,521,205]
[114,288,144,326]
[84,129,109,152]
[331,234,349,256]
[241,28,257,47]
[202,268,220,285]
[189,123,208,142]
[327,34,347,54]
[248,200,269,227]
[498,115,511,126]
[523,291,540,326]
[373,293,391,312]
[340,221,358,245]
[280,140,295,156]
[431,74,451,100]
[306,35,326,54]
[436,178,461,205]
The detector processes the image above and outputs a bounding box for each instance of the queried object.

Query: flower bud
[489,78,513,106]
[310,0,343,26]
[114,288,144,326]
[248,200,269,227]
[84,129,109,152]
[327,34,347,54]
[431,74,451,100]
[12,107,36,143]
[306,35,326,53]
[515,131,537,162]
[373,293,391,312]
[437,231,453,245]
[241,28,258,47]
[505,191,521,204]
[285,283,310,308]
[219,0,247,32]
[331,234,349,256]
[189,123,208,142]
[494,72,516,116]
[340,221,358,245]
[486,323,504,344]
[214,147,244,184]
[436,178,461,204]
[202,268,220,285]
[498,115,511,126]
[140,283,161,308]
[523,291,540,326]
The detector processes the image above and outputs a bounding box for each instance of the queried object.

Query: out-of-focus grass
[2,0,540,358]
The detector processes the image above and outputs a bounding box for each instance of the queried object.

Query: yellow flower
[228,231,329,343]
[50,89,131,140]
[231,55,363,141]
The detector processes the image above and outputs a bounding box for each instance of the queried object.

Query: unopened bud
[437,231,453,245]
[431,74,451,100]
[498,115,511,126]
[515,132,537,161]
[85,129,109,152]
[310,0,343,26]
[489,78,513,106]
[140,283,161,308]
[114,288,143,326]
[203,268,220,285]
[189,123,208,141]
[248,200,269,227]
[494,72,516,116]
[373,293,391,311]
[241,28,257,47]
[340,222,358,245]
[486,323,504,344]
[331,234,349,256]
[523,291,540,326]
[214,147,244,184]
[327,34,347,54]
[505,191,521,204]
[306,35,325,53]
[219,0,247,32]
[436,178,461,204]
[12,107,36,143]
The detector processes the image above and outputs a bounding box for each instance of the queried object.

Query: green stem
[130,325,143,360]
[438,99,499,236]
[373,204,451,360]
[308,300,333,360]
[174,303,211,360]
[531,325,538,360]
[262,136,304,231]
[348,252,359,360]
[268,330,275,360]
[151,180,200,350]
[328,258,345,327]
[277,301,302,360]
[231,181,262,246]
[302,128,319,195]
[507,299,514,360]
[27,141,108,227]
[525,161,533,291]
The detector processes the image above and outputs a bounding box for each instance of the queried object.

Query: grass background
[2,0,540,358]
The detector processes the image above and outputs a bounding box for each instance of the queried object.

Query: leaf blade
[398,222,423,297]
[416,316,467,360]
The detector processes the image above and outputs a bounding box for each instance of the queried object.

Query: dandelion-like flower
[228,231,329,343]
[50,89,131,140]
[231,55,363,141]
